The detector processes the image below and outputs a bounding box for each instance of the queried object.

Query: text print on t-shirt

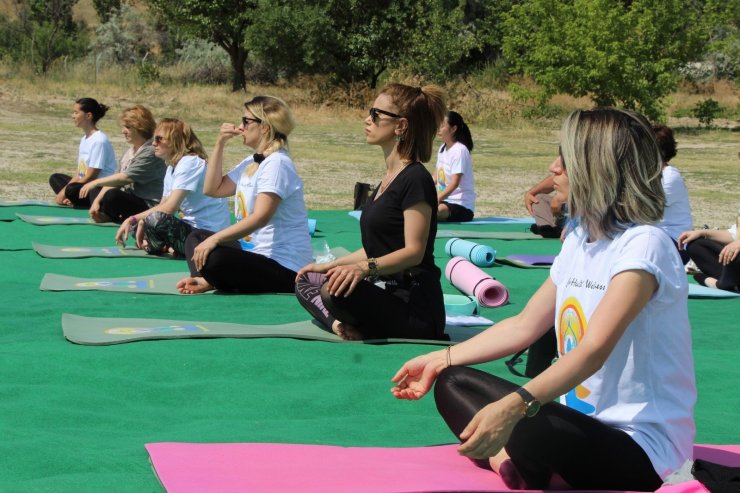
[566,276,606,291]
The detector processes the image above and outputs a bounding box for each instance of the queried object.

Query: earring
[395,134,405,143]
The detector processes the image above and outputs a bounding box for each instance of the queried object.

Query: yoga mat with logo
[16,213,117,227]
[62,314,483,346]
[436,230,543,240]
[0,200,64,207]
[444,238,496,267]
[41,272,194,295]
[496,254,556,269]
[445,256,509,307]
[145,442,740,493]
[33,242,167,259]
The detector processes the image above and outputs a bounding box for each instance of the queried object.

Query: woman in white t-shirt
[115,118,229,257]
[49,97,117,208]
[435,111,475,222]
[391,108,695,491]
[175,96,312,294]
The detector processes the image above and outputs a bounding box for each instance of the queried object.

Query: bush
[90,4,158,66]
[692,98,722,127]
[175,39,231,85]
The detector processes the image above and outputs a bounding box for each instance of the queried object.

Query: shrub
[692,98,722,127]
[175,39,231,85]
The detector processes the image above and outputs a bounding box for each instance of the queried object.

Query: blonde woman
[391,108,695,491]
[115,118,230,257]
[295,84,447,341]
[81,105,166,223]
[176,96,312,294]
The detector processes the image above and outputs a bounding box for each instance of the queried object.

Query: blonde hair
[120,105,156,140]
[560,108,665,239]
[379,83,447,163]
[244,96,295,157]
[156,118,207,165]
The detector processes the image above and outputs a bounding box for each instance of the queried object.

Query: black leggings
[687,238,740,291]
[294,272,446,340]
[49,173,99,208]
[184,229,296,293]
[98,189,150,224]
[434,366,662,491]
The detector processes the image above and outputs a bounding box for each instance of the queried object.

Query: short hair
[76,97,109,123]
[651,124,677,163]
[560,108,665,239]
[379,83,446,163]
[244,96,295,157]
[446,111,474,152]
[120,105,157,140]
[155,118,207,165]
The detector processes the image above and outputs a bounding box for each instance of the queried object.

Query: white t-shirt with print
[77,130,117,178]
[658,165,693,241]
[435,142,475,211]
[550,224,695,479]
[163,155,230,232]
[226,150,312,272]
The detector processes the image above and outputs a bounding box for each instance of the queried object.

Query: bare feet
[331,320,364,340]
[176,276,214,294]
[490,451,528,490]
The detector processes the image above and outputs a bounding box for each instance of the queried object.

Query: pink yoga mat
[145,442,740,493]
[445,256,509,307]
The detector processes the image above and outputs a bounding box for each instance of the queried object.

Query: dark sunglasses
[558,146,566,170]
[242,116,262,127]
[369,107,401,125]
[153,135,165,144]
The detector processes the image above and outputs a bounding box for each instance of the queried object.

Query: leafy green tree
[146,0,256,91]
[502,0,705,119]
[92,0,122,22]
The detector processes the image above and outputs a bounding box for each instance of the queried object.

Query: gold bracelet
[446,345,452,367]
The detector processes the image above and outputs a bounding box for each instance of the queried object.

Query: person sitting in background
[295,83,447,341]
[435,111,476,222]
[679,222,740,292]
[524,157,566,238]
[81,105,166,223]
[391,108,695,492]
[115,118,230,257]
[50,97,117,208]
[176,96,312,295]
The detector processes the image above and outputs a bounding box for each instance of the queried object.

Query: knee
[144,211,169,228]
[433,366,469,401]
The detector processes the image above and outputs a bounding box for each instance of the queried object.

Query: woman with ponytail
[295,84,447,341]
[50,97,117,207]
[435,111,476,222]
[115,118,230,258]
[175,96,312,294]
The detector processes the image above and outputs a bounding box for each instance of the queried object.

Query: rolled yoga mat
[444,238,496,267]
[33,242,170,259]
[436,230,543,240]
[16,213,117,227]
[61,314,483,346]
[445,256,509,307]
[495,254,556,269]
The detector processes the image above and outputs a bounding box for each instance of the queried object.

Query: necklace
[378,162,410,195]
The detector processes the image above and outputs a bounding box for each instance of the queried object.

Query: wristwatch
[514,387,541,418]
[367,258,379,278]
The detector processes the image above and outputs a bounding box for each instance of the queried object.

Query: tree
[502,0,705,119]
[146,0,256,91]
[92,0,122,22]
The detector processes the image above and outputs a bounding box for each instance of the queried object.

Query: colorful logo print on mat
[62,247,127,255]
[74,280,154,289]
[105,324,209,335]
[558,297,595,414]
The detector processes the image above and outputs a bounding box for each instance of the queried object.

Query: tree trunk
[228,47,248,92]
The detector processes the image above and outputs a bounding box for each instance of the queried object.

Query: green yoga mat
[689,283,740,299]
[16,213,117,227]
[0,200,63,207]
[41,272,196,295]
[436,230,543,240]
[33,242,168,259]
[61,313,482,346]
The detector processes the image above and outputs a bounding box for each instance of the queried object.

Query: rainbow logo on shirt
[558,296,595,414]
[436,168,446,192]
[78,160,88,178]
[235,191,253,248]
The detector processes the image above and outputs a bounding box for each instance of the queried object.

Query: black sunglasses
[242,116,262,127]
[369,107,401,125]
[153,135,165,144]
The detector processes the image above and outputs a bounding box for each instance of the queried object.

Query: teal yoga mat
[436,230,543,240]
[33,242,170,259]
[688,283,740,299]
[17,213,117,227]
[0,200,64,207]
[61,314,483,346]
[444,238,496,267]
[41,272,196,295]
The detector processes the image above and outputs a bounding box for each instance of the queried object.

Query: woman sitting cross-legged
[679,222,740,292]
[115,118,230,257]
[391,108,695,491]
[175,96,312,295]
[294,83,447,341]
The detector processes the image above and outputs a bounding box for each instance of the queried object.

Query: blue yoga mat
[444,238,496,267]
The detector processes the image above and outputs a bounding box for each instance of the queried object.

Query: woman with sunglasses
[435,111,476,222]
[115,118,230,257]
[295,84,447,341]
[50,97,117,207]
[175,96,312,294]
[391,108,695,491]
[80,105,166,223]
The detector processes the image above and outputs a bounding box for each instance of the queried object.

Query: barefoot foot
[331,321,364,340]
[176,276,214,294]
